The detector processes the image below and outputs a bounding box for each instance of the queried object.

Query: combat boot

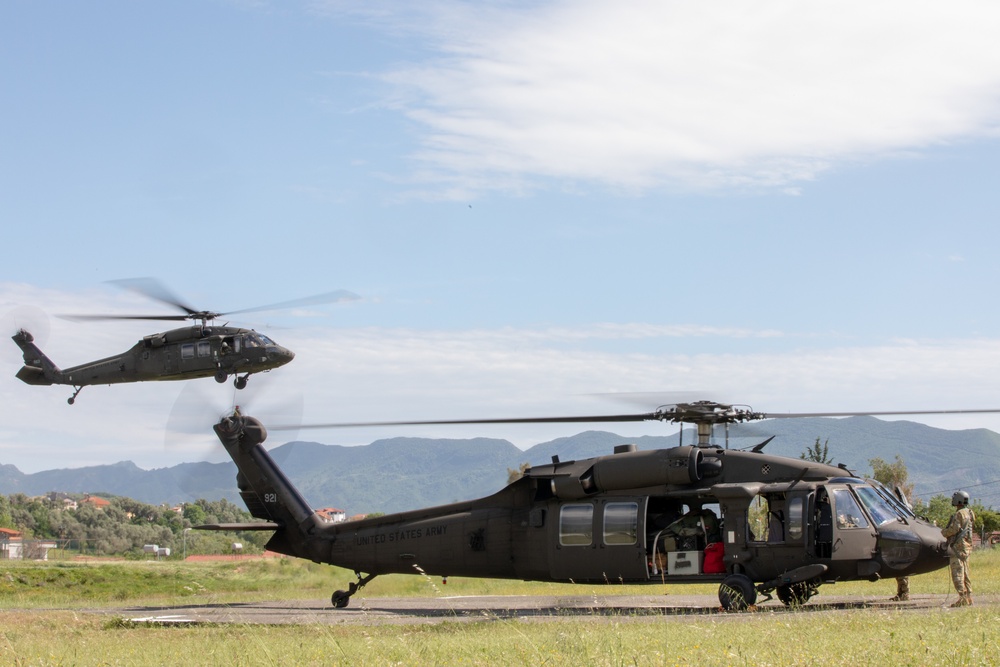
[889,594,909,601]
[950,595,971,607]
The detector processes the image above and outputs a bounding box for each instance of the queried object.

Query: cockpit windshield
[854,485,903,526]
[243,333,276,348]
[870,480,916,519]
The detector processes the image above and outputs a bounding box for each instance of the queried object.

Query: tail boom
[211,415,329,562]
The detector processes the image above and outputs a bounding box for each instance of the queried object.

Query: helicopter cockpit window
[559,504,594,546]
[257,333,276,346]
[603,502,638,546]
[853,486,900,527]
[871,481,916,519]
[243,334,262,348]
[832,488,870,529]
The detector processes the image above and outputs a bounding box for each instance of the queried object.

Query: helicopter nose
[267,346,295,367]
[911,530,951,576]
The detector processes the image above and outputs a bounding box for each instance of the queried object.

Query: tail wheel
[719,574,757,611]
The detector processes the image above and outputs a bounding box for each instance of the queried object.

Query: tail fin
[212,414,326,561]
[12,329,59,385]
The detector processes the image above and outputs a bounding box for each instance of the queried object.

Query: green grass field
[1,551,998,666]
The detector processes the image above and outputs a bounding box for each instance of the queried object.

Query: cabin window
[603,502,638,545]
[832,488,869,529]
[749,494,785,542]
[787,497,804,540]
[197,341,211,358]
[180,344,195,360]
[559,504,594,546]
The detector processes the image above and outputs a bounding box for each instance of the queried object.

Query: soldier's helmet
[952,490,970,507]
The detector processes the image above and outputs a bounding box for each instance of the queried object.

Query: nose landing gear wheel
[777,582,812,606]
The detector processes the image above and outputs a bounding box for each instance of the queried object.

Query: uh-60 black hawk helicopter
[197,400,998,611]
[11,278,358,404]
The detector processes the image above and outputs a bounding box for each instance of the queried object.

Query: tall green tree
[507,462,531,485]
[0,495,13,529]
[868,454,914,504]
[800,437,834,464]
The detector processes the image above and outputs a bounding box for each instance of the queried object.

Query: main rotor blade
[108,277,201,316]
[761,408,1000,419]
[272,405,1000,432]
[274,412,661,431]
[221,290,360,318]
[60,313,191,322]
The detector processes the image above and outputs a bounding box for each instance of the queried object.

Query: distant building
[46,492,78,510]
[315,508,347,523]
[80,495,110,510]
[1,528,57,560]
[0,528,22,559]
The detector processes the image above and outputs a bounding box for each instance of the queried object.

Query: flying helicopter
[11,278,358,404]
[196,400,998,611]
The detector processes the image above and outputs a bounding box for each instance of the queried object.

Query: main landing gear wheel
[215,371,227,383]
[777,582,813,606]
[234,376,248,390]
[332,590,350,608]
[719,574,757,611]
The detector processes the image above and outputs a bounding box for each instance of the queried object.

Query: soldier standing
[890,576,909,602]
[941,490,975,607]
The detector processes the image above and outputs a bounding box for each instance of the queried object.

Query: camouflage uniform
[890,576,909,601]
[941,506,975,606]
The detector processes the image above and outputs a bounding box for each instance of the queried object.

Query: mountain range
[2,416,998,514]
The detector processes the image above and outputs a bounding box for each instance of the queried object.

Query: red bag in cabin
[703,542,725,574]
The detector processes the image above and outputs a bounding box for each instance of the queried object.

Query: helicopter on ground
[197,400,995,611]
[11,278,357,404]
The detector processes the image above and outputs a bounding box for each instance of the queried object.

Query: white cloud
[373,0,1000,194]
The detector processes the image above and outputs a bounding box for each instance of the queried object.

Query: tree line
[0,492,270,557]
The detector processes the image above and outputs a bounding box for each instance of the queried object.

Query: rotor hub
[653,401,765,425]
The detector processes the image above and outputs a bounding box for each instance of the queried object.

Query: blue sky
[3,1,1000,477]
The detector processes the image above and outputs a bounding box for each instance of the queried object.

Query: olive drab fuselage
[207,416,951,610]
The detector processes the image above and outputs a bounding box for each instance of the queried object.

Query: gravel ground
[98,592,993,626]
